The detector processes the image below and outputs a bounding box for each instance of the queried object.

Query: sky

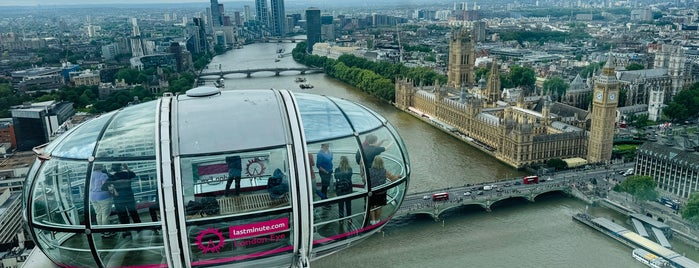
[0,0,268,6]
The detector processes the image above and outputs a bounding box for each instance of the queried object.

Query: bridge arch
[531,189,569,201]
[489,195,530,208]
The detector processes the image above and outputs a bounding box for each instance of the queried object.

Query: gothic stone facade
[395,79,588,168]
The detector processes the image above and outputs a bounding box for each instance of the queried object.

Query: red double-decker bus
[432,192,449,201]
[523,175,539,184]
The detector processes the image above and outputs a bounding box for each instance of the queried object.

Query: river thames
[205,42,697,267]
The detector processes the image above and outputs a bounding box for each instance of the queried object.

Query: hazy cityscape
[1,0,699,267]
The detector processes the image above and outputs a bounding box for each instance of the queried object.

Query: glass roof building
[22,87,410,268]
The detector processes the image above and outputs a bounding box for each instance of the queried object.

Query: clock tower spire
[587,51,619,163]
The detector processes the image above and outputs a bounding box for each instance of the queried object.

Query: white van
[623,168,634,176]
[483,185,493,191]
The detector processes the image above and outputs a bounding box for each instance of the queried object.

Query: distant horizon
[0,0,244,7]
[0,0,426,8]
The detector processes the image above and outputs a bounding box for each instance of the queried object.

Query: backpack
[200,197,220,216]
[334,169,352,193]
[186,197,220,217]
[268,168,288,199]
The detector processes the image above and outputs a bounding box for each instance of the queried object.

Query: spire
[602,47,615,76]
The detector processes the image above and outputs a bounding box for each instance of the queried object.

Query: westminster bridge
[394,175,602,221]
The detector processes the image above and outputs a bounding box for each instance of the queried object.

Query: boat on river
[299,83,313,89]
[214,78,224,88]
[295,77,306,83]
[632,248,670,268]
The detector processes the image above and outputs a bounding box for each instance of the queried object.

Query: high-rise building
[270,0,286,36]
[305,8,321,53]
[130,37,145,57]
[447,27,475,88]
[234,11,241,26]
[0,189,21,244]
[588,53,619,163]
[255,0,269,29]
[244,5,251,23]
[186,17,208,54]
[210,0,223,27]
[10,101,75,151]
[320,15,334,41]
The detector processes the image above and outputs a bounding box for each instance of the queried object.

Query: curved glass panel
[176,90,287,155]
[32,160,88,227]
[372,182,406,223]
[95,102,157,158]
[308,137,367,245]
[51,114,111,159]
[35,230,97,267]
[331,98,383,133]
[89,160,160,228]
[296,94,353,142]
[386,123,410,173]
[180,147,291,219]
[23,159,41,222]
[96,236,167,267]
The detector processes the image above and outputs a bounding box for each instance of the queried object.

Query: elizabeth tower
[587,54,619,163]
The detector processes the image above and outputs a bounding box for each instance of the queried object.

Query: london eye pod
[23,87,410,268]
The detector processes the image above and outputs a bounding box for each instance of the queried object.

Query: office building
[635,140,699,201]
[244,5,251,23]
[0,189,21,244]
[210,0,223,27]
[255,0,269,29]
[305,8,321,53]
[10,101,75,151]
[321,15,334,41]
[270,0,286,36]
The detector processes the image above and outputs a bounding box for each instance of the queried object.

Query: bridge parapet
[399,184,573,221]
[199,67,324,78]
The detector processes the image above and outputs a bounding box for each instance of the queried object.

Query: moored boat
[632,248,670,268]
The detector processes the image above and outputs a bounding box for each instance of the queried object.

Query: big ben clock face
[609,92,616,101]
[595,91,603,101]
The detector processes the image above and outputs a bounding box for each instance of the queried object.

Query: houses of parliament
[395,28,619,168]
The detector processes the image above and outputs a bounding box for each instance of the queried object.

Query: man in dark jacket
[224,155,242,196]
[104,163,141,229]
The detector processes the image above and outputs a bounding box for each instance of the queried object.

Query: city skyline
[0,0,396,7]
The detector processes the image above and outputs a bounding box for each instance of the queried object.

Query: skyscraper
[270,0,286,36]
[305,7,321,53]
[210,0,223,27]
[255,0,269,30]
[244,5,251,23]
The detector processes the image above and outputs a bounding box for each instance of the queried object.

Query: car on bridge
[463,191,471,196]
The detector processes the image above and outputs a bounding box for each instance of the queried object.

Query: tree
[663,84,699,122]
[542,77,569,98]
[625,63,644,70]
[616,175,658,202]
[545,158,567,170]
[681,192,699,225]
[507,65,536,91]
